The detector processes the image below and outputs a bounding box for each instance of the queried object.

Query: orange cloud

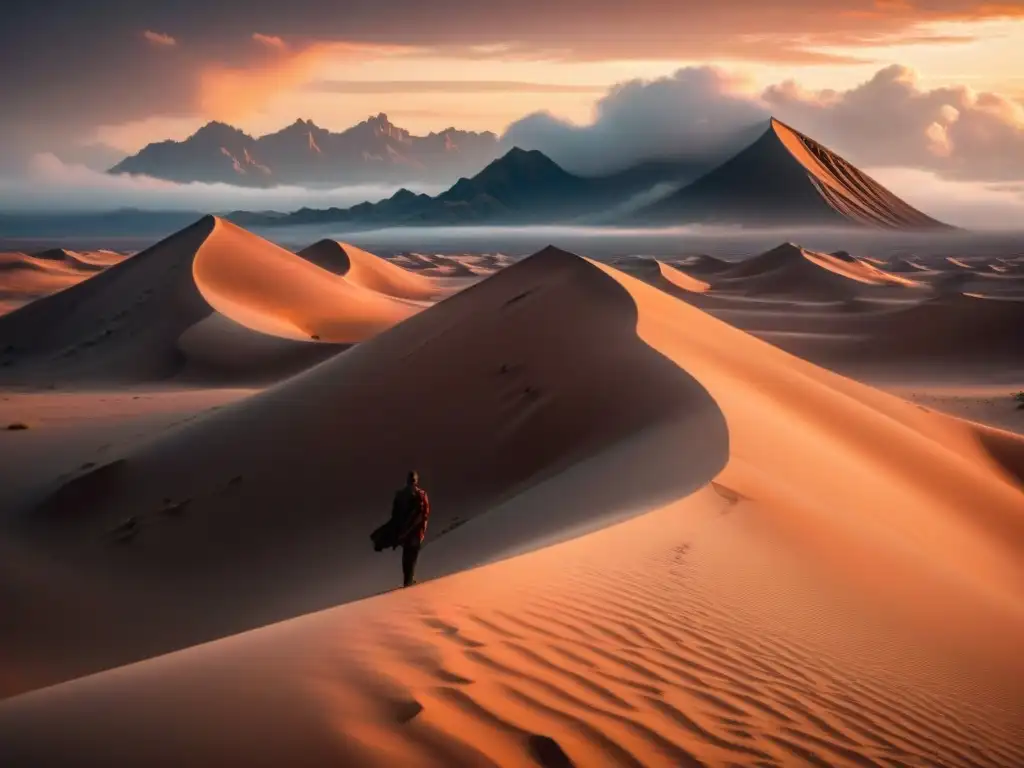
[252,33,286,51]
[844,0,1024,22]
[143,30,176,48]
[197,42,413,122]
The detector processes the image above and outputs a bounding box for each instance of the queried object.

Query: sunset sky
[99,15,1024,152]
[2,0,1024,227]
[2,2,1022,156]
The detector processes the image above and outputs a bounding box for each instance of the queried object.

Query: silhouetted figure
[391,470,431,587]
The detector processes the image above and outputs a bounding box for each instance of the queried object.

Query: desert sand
[0,221,1021,767]
[0,217,484,385]
[612,243,1024,379]
[609,257,711,297]
[0,248,127,316]
[297,240,456,300]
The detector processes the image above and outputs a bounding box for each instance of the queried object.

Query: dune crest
[708,242,920,301]
[192,219,420,342]
[0,250,129,317]
[298,240,450,301]
[608,257,710,297]
[0,217,441,383]
[3,246,727,698]
[656,260,710,294]
[29,248,111,273]
[0,246,1021,766]
[676,253,732,275]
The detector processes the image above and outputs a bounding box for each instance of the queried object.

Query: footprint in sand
[711,481,746,508]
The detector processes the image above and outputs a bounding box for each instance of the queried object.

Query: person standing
[391,470,430,587]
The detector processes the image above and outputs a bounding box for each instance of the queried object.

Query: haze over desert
[2,2,1024,766]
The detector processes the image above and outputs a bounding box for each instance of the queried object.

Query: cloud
[762,65,1024,181]
[252,33,287,50]
[503,64,1024,183]
[93,115,208,154]
[0,154,444,213]
[197,41,411,122]
[306,80,607,94]
[143,30,176,47]
[3,2,1022,171]
[2,151,1020,230]
[503,68,770,174]
[865,167,1024,229]
[53,143,128,172]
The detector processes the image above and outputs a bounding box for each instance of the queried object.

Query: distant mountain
[0,209,205,239]
[109,114,502,187]
[229,148,706,229]
[630,118,952,230]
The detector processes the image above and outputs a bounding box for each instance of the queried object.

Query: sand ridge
[656,260,710,294]
[0,217,469,384]
[701,242,920,302]
[0,249,128,317]
[0,243,1021,766]
[192,219,422,342]
[297,240,455,301]
[613,243,1024,371]
[0,246,728,698]
[607,257,710,297]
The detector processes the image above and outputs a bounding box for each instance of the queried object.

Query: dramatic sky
[3,0,1024,224]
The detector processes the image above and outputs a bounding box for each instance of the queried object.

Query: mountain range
[228,150,707,229]
[230,119,952,231]
[109,113,503,187]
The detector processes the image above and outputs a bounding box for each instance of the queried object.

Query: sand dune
[1,246,726,697]
[620,247,1023,372]
[421,253,484,277]
[708,243,919,301]
[944,270,1024,298]
[884,255,931,273]
[0,252,86,313]
[0,217,438,384]
[1,246,1021,765]
[0,250,129,317]
[193,220,421,342]
[3,489,1022,768]
[656,261,710,294]
[674,253,732,275]
[801,250,921,288]
[460,253,516,271]
[297,240,451,301]
[860,292,1024,361]
[992,257,1024,275]
[380,251,507,278]
[609,257,710,297]
[29,249,108,273]
[390,252,438,271]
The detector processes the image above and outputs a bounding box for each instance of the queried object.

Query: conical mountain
[633,118,952,230]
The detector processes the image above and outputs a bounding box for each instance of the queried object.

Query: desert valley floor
[0,217,1022,767]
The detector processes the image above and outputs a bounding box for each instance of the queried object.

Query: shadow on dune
[0,217,381,386]
[5,246,728,699]
[973,424,1024,490]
